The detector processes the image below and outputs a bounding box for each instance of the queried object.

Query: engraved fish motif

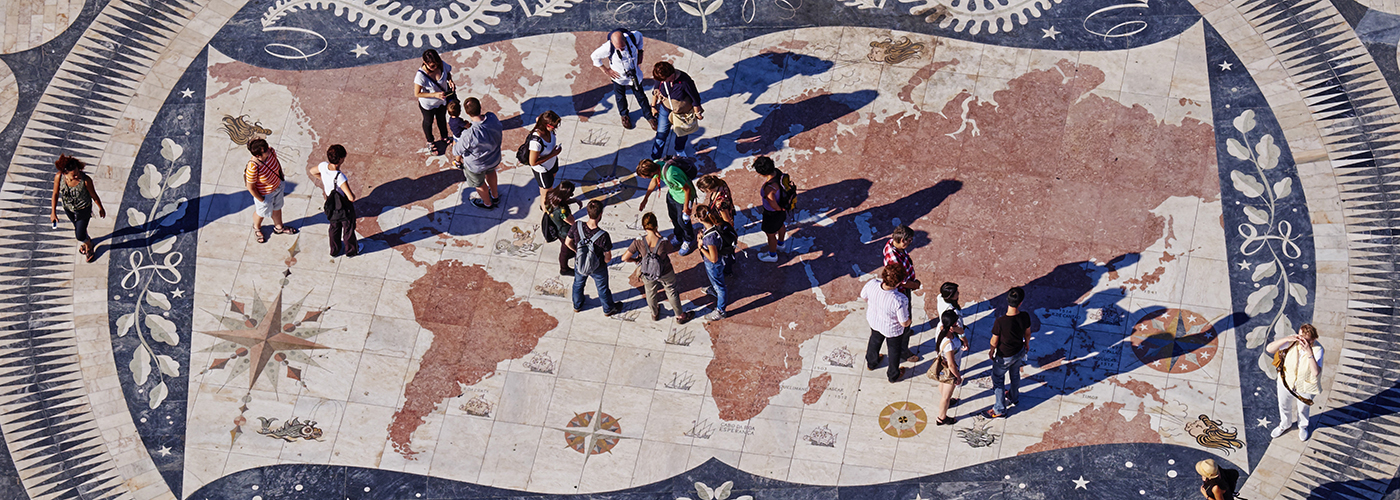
[256,417,325,442]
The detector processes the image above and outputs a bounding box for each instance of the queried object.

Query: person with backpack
[591,29,656,131]
[454,97,503,210]
[695,174,734,225]
[636,158,697,255]
[753,156,794,263]
[317,144,359,257]
[566,200,621,316]
[521,110,563,210]
[413,49,455,153]
[622,213,692,323]
[544,182,582,276]
[695,205,733,321]
[1195,459,1236,499]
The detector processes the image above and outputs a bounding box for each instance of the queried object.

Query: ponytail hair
[936,309,960,349]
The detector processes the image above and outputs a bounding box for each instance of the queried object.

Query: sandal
[85,248,98,263]
[936,416,957,426]
[273,225,298,235]
[254,228,266,244]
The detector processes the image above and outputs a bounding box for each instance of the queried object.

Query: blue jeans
[991,349,1024,414]
[572,267,617,311]
[652,105,689,159]
[613,80,655,120]
[703,259,727,315]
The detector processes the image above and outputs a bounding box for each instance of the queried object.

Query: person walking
[694,174,734,225]
[1195,459,1235,500]
[650,61,703,159]
[863,264,912,383]
[545,182,582,276]
[695,205,731,321]
[931,309,965,425]
[1267,324,1324,441]
[635,158,696,255]
[591,29,656,131]
[317,144,359,257]
[49,155,106,262]
[986,286,1031,418]
[567,200,620,316]
[621,213,693,323]
[753,156,790,263]
[245,138,297,243]
[455,97,503,210]
[525,111,564,210]
[413,49,455,153]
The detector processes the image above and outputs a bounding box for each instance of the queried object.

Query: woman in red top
[694,174,733,225]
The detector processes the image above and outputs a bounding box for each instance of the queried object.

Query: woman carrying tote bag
[649,61,703,160]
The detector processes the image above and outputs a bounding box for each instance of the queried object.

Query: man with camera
[591,29,656,131]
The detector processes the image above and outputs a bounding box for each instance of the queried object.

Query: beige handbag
[662,82,700,137]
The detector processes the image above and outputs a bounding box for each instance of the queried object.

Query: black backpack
[607,29,639,61]
[322,172,356,221]
[663,155,698,181]
[515,133,544,166]
[772,172,798,211]
[638,236,665,280]
[706,223,737,256]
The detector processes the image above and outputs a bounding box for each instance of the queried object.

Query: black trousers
[866,328,908,382]
[64,207,92,242]
[613,80,655,120]
[559,242,576,273]
[419,104,449,143]
[329,217,358,256]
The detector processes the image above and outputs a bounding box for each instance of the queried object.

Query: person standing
[986,286,1031,418]
[937,282,970,354]
[413,49,455,152]
[1195,459,1235,500]
[932,309,965,425]
[753,156,789,263]
[1267,324,1324,441]
[591,29,656,131]
[566,200,620,316]
[621,213,692,323]
[635,158,696,255]
[863,264,912,383]
[318,144,359,257]
[526,111,564,210]
[455,97,503,210]
[884,225,922,298]
[245,138,297,243]
[650,61,703,159]
[695,205,729,321]
[49,155,106,262]
[545,182,581,276]
[695,174,734,225]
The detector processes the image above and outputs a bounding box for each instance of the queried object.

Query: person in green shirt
[635,158,696,255]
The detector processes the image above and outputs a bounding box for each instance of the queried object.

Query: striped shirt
[883,239,915,286]
[861,279,909,338]
[245,149,283,195]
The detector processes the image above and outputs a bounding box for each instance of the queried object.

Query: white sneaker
[1299,427,1311,441]
[1270,424,1290,439]
[678,241,694,256]
[757,252,778,262]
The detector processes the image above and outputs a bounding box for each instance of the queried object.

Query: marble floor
[0,0,1398,498]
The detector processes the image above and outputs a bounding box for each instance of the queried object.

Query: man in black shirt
[986,287,1031,418]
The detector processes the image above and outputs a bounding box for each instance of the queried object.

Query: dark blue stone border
[1204,22,1317,470]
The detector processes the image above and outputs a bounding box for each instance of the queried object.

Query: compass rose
[1130,308,1218,374]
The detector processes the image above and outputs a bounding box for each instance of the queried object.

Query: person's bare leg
[486,170,499,199]
[765,232,778,254]
[539,186,548,210]
[778,225,788,248]
[253,214,264,231]
[271,210,285,230]
[938,381,955,419]
[476,186,493,207]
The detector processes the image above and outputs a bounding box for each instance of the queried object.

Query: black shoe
[936,416,957,426]
[473,198,495,210]
[622,115,634,129]
[492,195,500,205]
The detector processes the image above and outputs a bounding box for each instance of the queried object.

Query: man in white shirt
[863,265,913,383]
[591,29,656,131]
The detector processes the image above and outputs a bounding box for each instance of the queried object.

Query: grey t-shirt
[455,112,502,173]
